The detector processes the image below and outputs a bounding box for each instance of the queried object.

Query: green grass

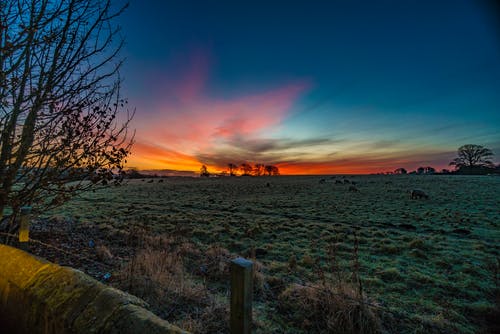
[44,175,500,333]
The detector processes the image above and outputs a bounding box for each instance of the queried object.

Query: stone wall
[0,244,188,334]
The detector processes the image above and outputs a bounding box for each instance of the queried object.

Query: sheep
[410,189,429,199]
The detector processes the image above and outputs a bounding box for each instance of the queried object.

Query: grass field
[43,175,500,333]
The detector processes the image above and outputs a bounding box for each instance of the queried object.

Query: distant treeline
[123,145,499,178]
[200,163,280,177]
[122,163,281,179]
[385,145,500,176]
[382,165,500,175]
[123,168,165,179]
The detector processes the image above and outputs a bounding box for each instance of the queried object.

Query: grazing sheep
[410,189,429,199]
[348,185,359,192]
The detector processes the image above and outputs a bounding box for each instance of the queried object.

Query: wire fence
[0,230,426,327]
[0,231,116,270]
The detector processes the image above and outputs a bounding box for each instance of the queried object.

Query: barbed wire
[0,232,453,327]
[0,232,115,270]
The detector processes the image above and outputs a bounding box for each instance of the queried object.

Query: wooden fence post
[230,257,253,334]
[18,206,32,250]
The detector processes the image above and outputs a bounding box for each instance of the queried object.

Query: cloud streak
[128,52,312,171]
[126,52,495,175]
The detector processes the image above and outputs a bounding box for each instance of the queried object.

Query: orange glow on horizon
[127,141,202,171]
[126,53,453,176]
[127,146,450,175]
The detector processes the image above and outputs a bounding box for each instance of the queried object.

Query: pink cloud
[209,84,307,139]
[131,54,310,169]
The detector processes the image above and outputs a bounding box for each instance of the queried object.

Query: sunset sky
[118,0,500,174]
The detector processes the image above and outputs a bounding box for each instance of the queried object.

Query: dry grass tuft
[95,245,113,263]
[202,245,232,280]
[177,298,229,333]
[119,248,207,312]
[278,281,380,334]
[115,228,273,333]
[116,246,230,333]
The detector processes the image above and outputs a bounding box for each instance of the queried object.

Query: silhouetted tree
[0,0,133,232]
[253,163,265,176]
[394,168,407,174]
[450,144,494,169]
[227,163,237,176]
[240,163,253,176]
[264,165,280,176]
[416,166,435,174]
[424,166,435,174]
[200,165,210,177]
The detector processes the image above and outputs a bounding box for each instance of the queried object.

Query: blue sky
[117,0,500,173]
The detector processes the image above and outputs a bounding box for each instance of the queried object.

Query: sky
[117,0,500,174]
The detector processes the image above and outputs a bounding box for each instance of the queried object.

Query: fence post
[18,206,32,250]
[230,257,253,334]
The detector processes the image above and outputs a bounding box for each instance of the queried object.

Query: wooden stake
[230,257,253,334]
[18,206,31,250]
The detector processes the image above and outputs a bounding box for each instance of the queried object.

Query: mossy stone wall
[0,244,188,334]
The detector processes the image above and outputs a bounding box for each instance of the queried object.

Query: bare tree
[450,144,494,169]
[199,164,209,177]
[416,166,435,175]
[239,163,252,176]
[264,165,280,176]
[394,168,407,175]
[0,0,133,230]
[253,163,264,176]
[425,166,435,174]
[227,163,237,176]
